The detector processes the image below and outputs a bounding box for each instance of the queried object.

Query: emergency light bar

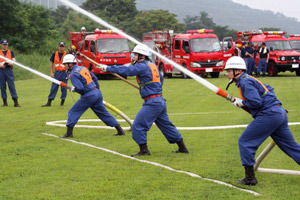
[264,31,286,35]
[95,29,114,34]
[186,29,214,34]
[290,34,300,37]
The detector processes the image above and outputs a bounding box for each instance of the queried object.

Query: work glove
[67,85,75,92]
[98,64,108,72]
[232,97,244,108]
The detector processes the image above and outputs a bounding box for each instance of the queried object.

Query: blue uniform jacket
[70,65,99,95]
[106,60,163,98]
[236,73,281,118]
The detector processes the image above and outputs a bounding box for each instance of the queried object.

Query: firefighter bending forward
[100,44,188,156]
[60,54,124,138]
[224,56,300,185]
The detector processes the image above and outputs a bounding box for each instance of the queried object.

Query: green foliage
[259,27,281,32]
[132,10,185,39]
[184,11,215,30]
[50,5,71,27]
[82,0,138,22]
[183,12,237,39]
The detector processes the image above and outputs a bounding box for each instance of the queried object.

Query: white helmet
[224,56,246,70]
[81,26,86,31]
[63,54,76,64]
[132,44,151,57]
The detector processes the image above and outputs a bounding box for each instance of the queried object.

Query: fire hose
[76,52,139,90]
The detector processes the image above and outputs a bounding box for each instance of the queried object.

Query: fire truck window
[174,40,181,50]
[182,41,190,53]
[191,38,221,52]
[84,41,89,51]
[97,39,130,53]
[90,40,96,54]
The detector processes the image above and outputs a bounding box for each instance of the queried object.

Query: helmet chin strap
[226,69,242,90]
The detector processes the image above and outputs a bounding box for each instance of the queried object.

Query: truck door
[222,37,235,63]
[172,39,182,72]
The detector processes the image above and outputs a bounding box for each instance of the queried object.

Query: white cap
[132,44,151,57]
[224,56,246,70]
[81,27,86,31]
[63,54,76,64]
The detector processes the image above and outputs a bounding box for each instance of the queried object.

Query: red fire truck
[288,34,300,52]
[151,29,235,78]
[236,31,300,76]
[142,33,155,49]
[69,29,131,78]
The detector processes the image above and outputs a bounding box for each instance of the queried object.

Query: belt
[55,70,66,72]
[144,94,161,101]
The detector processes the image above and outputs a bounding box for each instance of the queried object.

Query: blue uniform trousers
[257,59,268,75]
[0,68,18,100]
[247,58,256,75]
[132,97,182,145]
[239,105,300,166]
[48,71,68,100]
[66,89,119,127]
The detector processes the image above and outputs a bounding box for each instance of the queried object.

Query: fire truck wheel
[267,62,278,76]
[210,72,220,78]
[159,63,165,77]
[167,73,172,78]
[296,69,300,76]
[181,64,189,79]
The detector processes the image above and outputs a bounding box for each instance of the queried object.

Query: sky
[232,0,300,21]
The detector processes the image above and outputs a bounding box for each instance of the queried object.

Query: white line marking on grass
[46,119,300,131]
[42,132,260,196]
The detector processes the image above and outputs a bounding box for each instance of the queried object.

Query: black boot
[60,126,74,138]
[2,99,8,107]
[60,99,65,106]
[131,143,150,157]
[174,139,189,153]
[42,99,52,107]
[237,166,258,185]
[13,98,20,107]
[114,124,125,136]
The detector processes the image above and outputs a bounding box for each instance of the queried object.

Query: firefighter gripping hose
[0,55,71,89]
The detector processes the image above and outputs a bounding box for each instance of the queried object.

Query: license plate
[292,64,299,68]
[206,68,213,72]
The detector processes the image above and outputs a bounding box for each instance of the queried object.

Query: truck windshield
[265,40,293,50]
[97,39,130,53]
[289,40,300,50]
[191,38,221,52]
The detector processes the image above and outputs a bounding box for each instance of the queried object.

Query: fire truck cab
[288,34,300,52]
[152,29,235,78]
[69,29,131,78]
[236,31,300,76]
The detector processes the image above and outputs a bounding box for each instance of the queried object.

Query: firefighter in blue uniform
[225,56,300,185]
[0,39,20,107]
[60,54,124,138]
[42,42,68,107]
[99,44,188,156]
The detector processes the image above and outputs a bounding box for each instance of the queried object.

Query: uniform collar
[235,72,247,87]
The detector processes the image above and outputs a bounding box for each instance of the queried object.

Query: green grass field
[1,71,300,199]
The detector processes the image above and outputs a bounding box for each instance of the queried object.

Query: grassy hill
[136,0,300,34]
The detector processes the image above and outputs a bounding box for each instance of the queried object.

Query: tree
[50,5,71,27]
[184,11,215,31]
[183,12,237,40]
[82,0,138,22]
[0,0,21,41]
[131,10,185,39]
